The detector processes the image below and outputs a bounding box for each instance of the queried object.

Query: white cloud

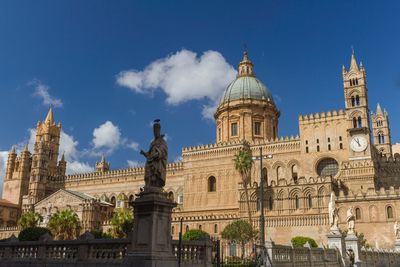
[0,151,8,195]
[92,121,121,151]
[127,160,141,168]
[116,49,236,119]
[66,161,93,174]
[126,141,139,151]
[31,80,63,108]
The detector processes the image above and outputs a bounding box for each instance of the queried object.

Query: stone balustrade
[267,244,341,267]
[0,237,212,267]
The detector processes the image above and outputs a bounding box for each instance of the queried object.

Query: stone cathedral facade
[1,51,400,247]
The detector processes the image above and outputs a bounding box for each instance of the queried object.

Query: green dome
[220,76,274,104]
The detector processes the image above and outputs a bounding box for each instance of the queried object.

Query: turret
[95,156,110,172]
[371,103,392,157]
[58,153,67,176]
[5,145,17,180]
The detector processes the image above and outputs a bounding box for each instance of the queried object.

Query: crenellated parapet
[182,136,301,159]
[298,109,346,125]
[56,162,184,184]
[337,185,400,201]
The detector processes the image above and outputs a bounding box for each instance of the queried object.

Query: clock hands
[355,138,361,147]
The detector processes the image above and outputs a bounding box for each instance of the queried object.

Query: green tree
[221,220,258,259]
[111,210,134,238]
[48,209,80,240]
[18,227,52,241]
[291,236,318,248]
[183,229,210,241]
[233,146,254,224]
[18,211,43,230]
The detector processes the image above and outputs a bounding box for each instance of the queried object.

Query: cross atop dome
[237,51,255,77]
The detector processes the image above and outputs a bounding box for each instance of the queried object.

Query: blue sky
[0,0,399,181]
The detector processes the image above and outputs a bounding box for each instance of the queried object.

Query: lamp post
[252,147,272,262]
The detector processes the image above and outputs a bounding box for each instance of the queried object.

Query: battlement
[182,135,301,157]
[298,109,346,124]
[337,185,400,201]
[59,161,184,183]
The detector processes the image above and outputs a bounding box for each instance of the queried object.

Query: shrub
[183,229,210,241]
[18,227,52,241]
[291,236,318,248]
[90,229,113,239]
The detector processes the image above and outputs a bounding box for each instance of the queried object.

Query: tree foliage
[221,220,258,259]
[233,147,254,224]
[18,211,43,230]
[291,236,318,248]
[111,210,134,238]
[90,229,113,239]
[18,227,52,241]
[183,229,210,241]
[48,209,80,240]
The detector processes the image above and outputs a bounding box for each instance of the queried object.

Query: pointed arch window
[379,134,385,144]
[387,206,394,219]
[291,165,298,182]
[208,176,216,192]
[295,195,300,210]
[269,196,273,210]
[357,117,362,128]
[214,224,218,234]
[276,166,282,180]
[355,95,360,106]
[351,96,355,107]
[308,195,313,209]
[355,208,361,220]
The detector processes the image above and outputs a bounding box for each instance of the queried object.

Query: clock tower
[342,50,372,160]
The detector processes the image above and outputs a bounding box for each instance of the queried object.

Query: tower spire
[349,48,359,71]
[44,106,54,124]
[376,103,383,115]
[237,50,254,77]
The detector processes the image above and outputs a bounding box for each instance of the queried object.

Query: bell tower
[371,103,392,157]
[343,50,372,160]
[28,107,62,203]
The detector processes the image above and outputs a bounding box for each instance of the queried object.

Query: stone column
[125,188,177,267]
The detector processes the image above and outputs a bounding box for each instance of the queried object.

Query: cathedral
[1,51,400,248]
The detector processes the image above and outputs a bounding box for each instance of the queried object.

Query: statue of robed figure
[140,119,168,189]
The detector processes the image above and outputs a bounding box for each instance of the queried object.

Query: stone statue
[140,119,168,189]
[328,192,339,232]
[347,206,355,235]
[394,221,400,239]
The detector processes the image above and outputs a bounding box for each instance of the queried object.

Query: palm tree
[234,146,254,224]
[111,210,134,238]
[18,211,43,230]
[48,209,80,240]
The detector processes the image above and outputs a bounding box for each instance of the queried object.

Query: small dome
[220,76,274,104]
[219,51,274,105]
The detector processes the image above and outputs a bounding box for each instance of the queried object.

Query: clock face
[350,136,368,152]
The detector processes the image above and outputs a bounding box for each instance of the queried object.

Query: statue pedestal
[125,188,177,267]
[345,233,361,266]
[395,239,400,252]
[327,231,345,265]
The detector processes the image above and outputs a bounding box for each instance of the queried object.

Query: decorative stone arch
[385,204,395,220]
[369,205,378,222]
[100,193,110,202]
[109,193,117,206]
[289,188,301,210]
[287,160,300,182]
[272,161,285,183]
[317,186,328,207]
[207,175,217,192]
[314,155,340,178]
[354,206,362,221]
